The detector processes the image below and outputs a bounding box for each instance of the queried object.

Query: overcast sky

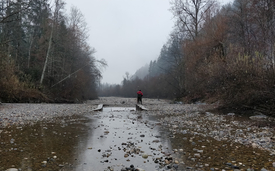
[65,0,234,85]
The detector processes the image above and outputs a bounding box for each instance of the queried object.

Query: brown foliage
[179,2,275,115]
[0,55,48,102]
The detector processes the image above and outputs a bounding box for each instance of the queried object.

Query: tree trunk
[40,23,53,85]
[27,35,33,68]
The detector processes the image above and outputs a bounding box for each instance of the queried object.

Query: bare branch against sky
[65,0,233,84]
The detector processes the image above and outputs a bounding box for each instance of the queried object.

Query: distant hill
[131,63,149,80]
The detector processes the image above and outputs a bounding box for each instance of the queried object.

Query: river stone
[152,139,160,143]
[246,169,254,171]
[249,115,267,120]
[167,165,172,169]
[252,143,257,148]
[142,154,148,159]
[6,169,18,171]
[232,165,240,169]
[197,150,203,153]
[136,168,145,171]
[173,164,179,169]
[172,125,178,129]
[194,153,201,157]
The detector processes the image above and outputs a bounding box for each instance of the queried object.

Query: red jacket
[137,91,143,97]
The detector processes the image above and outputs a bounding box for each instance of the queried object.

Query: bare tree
[170,0,217,40]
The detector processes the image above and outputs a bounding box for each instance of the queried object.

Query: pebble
[173,164,179,169]
[142,154,148,159]
[0,103,98,127]
[6,169,18,171]
[136,168,145,171]
[2,97,275,171]
[194,153,201,157]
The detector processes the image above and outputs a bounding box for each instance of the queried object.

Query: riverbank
[0,103,97,128]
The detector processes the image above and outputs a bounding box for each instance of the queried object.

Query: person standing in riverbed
[137,90,143,104]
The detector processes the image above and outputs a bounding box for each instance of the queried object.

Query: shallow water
[1,107,275,171]
[71,107,177,171]
[0,107,180,171]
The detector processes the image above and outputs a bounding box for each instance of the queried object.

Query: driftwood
[136,104,148,111]
[93,104,104,111]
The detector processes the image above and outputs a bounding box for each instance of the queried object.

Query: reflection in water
[0,107,177,171]
[0,115,91,171]
[73,107,175,171]
[1,107,273,170]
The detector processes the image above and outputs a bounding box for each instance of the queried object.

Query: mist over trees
[0,0,105,102]
[132,64,149,80]
[99,0,275,114]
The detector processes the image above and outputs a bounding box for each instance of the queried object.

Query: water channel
[1,106,275,171]
[0,107,181,171]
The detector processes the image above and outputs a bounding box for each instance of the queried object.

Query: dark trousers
[137,97,142,104]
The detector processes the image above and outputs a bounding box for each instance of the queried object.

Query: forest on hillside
[0,0,106,103]
[98,0,275,115]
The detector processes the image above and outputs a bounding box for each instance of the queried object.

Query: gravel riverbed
[0,103,97,128]
[1,97,275,153]
[1,97,275,170]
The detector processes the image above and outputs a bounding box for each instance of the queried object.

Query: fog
[65,0,233,85]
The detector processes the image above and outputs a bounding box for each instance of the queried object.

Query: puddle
[0,107,181,171]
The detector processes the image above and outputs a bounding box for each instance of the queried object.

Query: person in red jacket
[137,90,143,104]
